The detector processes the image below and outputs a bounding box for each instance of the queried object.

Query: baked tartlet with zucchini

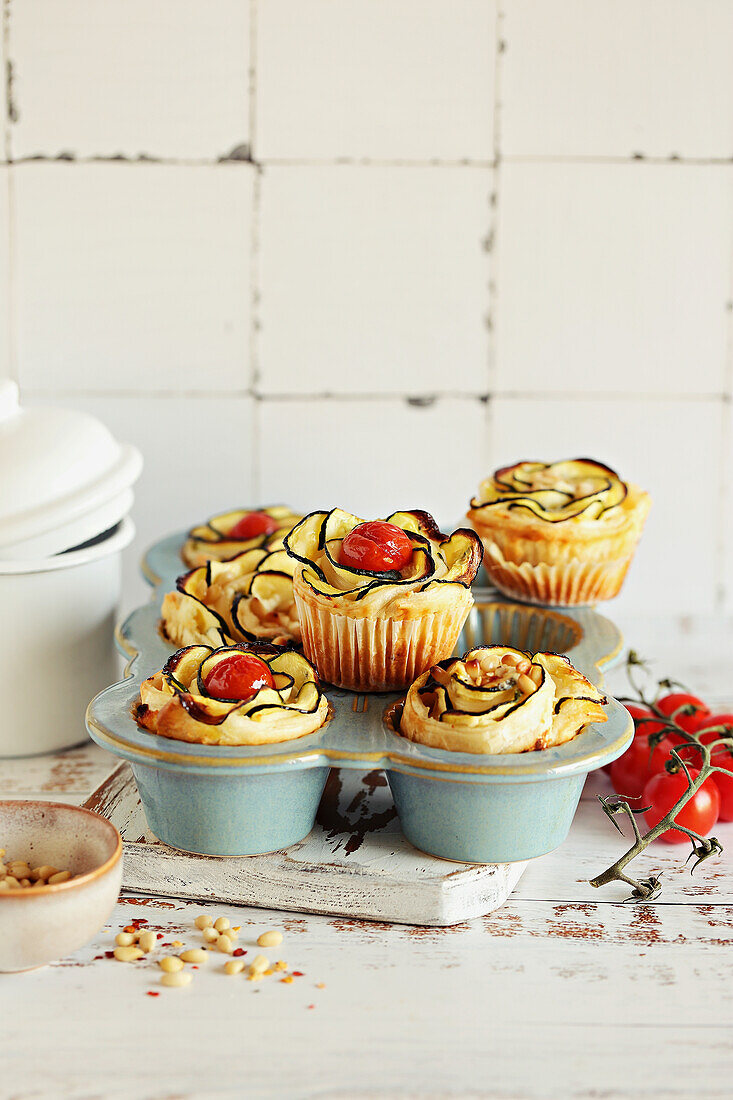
[161,548,300,650]
[135,644,328,746]
[467,459,651,606]
[284,509,483,692]
[394,645,607,755]
[182,506,303,568]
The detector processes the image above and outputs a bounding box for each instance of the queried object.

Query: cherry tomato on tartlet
[339,521,413,573]
[642,769,720,844]
[228,511,279,541]
[656,692,710,733]
[203,653,274,701]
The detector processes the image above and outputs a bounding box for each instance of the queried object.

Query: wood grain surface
[2,614,732,1099]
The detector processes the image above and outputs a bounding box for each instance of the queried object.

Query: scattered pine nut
[115,932,136,947]
[114,946,144,963]
[224,959,245,976]
[257,930,282,948]
[217,935,234,955]
[195,914,213,930]
[159,956,184,973]
[202,927,220,944]
[161,971,192,988]
[250,954,269,973]
[138,931,157,953]
[180,949,208,964]
[213,917,230,933]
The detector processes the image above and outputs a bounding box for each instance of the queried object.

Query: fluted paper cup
[293,578,473,692]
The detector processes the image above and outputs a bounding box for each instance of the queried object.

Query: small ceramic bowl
[0,800,123,972]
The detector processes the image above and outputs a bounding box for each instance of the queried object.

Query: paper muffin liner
[481,543,634,606]
[469,497,649,606]
[293,584,473,692]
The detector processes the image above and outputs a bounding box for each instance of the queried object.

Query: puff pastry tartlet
[135,644,329,746]
[467,459,651,605]
[161,548,300,650]
[284,508,483,692]
[182,506,303,568]
[396,645,607,755]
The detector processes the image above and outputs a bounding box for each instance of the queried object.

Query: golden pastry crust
[285,508,482,615]
[397,645,607,755]
[467,460,651,605]
[182,506,303,568]
[136,644,328,746]
[161,548,300,650]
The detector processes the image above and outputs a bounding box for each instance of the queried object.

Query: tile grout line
[3,154,733,170]
[717,222,733,610]
[1,0,15,383]
[20,389,729,403]
[249,0,262,500]
[484,0,505,468]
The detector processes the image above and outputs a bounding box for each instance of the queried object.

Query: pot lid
[0,379,143,556]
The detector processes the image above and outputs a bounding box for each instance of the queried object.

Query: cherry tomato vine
[590,651,731,902]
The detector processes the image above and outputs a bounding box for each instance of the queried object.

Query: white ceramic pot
[0,518,135,757]
[0,800,123,972]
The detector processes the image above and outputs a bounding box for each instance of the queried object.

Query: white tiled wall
[4,1,733,614]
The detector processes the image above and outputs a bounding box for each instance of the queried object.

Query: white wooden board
[84,763,527,926]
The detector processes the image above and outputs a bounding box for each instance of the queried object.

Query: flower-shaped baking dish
[86,534,631,864]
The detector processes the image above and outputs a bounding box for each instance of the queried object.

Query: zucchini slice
[471,459,629,523]
[284,508,482,600]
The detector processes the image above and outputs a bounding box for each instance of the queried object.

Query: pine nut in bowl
[0,800,123,972]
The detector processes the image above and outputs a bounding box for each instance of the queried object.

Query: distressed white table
[2,613,732,1100]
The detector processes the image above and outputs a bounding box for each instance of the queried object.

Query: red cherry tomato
[642,769,720,844]
[228,511,279,540]
[625,704,653,724]
[688,711,733,742]
[203,653,274,701]
[688,714,733,822]
[601,705,664,775]
[339,521,413,573]
[607,734,677,796]
[656,692,710,733]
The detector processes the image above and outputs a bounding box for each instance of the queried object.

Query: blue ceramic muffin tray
[86,533,632,864]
